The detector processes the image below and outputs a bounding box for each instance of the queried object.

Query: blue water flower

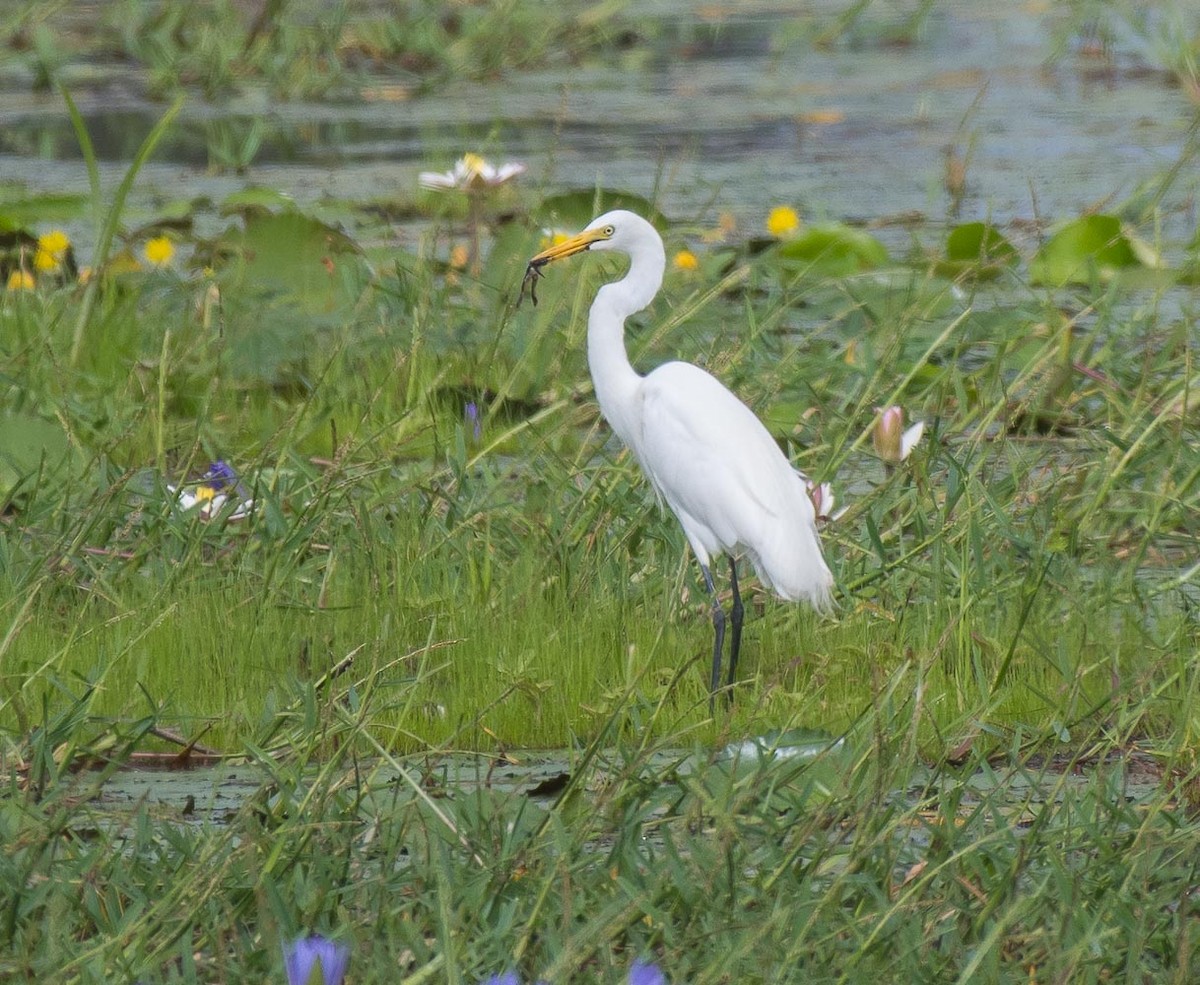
[628,960,666,985]
[283,935,350,985]
[201,460,238,491]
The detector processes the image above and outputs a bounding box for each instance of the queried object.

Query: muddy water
[1,1,1196,251]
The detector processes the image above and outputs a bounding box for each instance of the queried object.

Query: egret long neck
[587,246,664,448]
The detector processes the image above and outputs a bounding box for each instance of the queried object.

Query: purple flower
[629,960,666,985]
[465,402,482,441]
[482,974,520,985]
[201,460,238,491]
[283,935,350,985]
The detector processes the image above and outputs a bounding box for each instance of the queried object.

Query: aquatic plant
[872,406,925,463]
[419,153,526,192]
[766,205,801,238]
[283,936,350,985]
[142,235,175,268]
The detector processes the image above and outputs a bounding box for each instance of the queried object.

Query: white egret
[526,210,834,709]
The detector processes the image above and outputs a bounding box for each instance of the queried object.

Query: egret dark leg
[701,564,725,713]
[727,557,744,693]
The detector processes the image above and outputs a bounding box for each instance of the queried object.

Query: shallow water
[94,741,1165,853]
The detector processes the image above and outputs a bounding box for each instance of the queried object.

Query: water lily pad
[0,191,89,228]
[0,413,77,502]
[935,221,1018,279]
[218,187,298,216]
[218,209,367,312]
[532,189,667,232]
[1029,214,1153,286]
[776,223,889,276]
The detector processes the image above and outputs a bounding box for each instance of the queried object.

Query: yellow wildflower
[449,244,470,269]
[39,229,70,254]
[539,229,571,250]
[673,249,699,271]
[766,205,801,238]
[7,269,35,291]
[144,236,175,267]
[34,229,71,272]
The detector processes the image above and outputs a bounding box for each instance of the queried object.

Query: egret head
[522,209,664,309]
[528,210,656,267]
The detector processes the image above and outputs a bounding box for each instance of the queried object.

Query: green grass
[3,0,634,101]
[3,688,1199,983]
[2,213,1197,756]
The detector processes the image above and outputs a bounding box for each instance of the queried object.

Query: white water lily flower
[419,153,526,192]
[872,406,925,463]
[797,471,847,523]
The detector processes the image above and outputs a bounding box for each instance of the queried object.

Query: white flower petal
[419,171,459,190]
[419,156,526,192]
[171,488,201,511]
[199,493,227,521]
[803,478,845,522]
[900,420,925,460]
[490,162,526,184]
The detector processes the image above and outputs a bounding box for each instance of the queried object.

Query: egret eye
[603,225,615,236]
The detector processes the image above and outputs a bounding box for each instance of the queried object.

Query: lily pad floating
[532,189,667,232]
[935,221,1018,280]
[776,223,888,277]
[218,186,298,217]
[0,412,78,503]
[0,191,89,228]
[1029,213,1157,286]
[216,209,367,313]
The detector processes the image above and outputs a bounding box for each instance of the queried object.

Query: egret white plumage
[527,210,833,709]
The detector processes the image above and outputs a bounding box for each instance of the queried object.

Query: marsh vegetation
[1,1,1199,981]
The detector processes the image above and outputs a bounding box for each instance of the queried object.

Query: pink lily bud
[873,406,924,463]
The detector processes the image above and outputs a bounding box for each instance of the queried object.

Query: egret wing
[637,362,793,548]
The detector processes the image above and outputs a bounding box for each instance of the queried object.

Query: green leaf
[0,192,90,228]
[219,187,299,216]
[532,189,667,232]
[759,399,813,439]
[1028,214,1149,286]
[776,223,888,276]
[219,210,367,312]
[935,221,1018,280]
[0,413,77,501]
